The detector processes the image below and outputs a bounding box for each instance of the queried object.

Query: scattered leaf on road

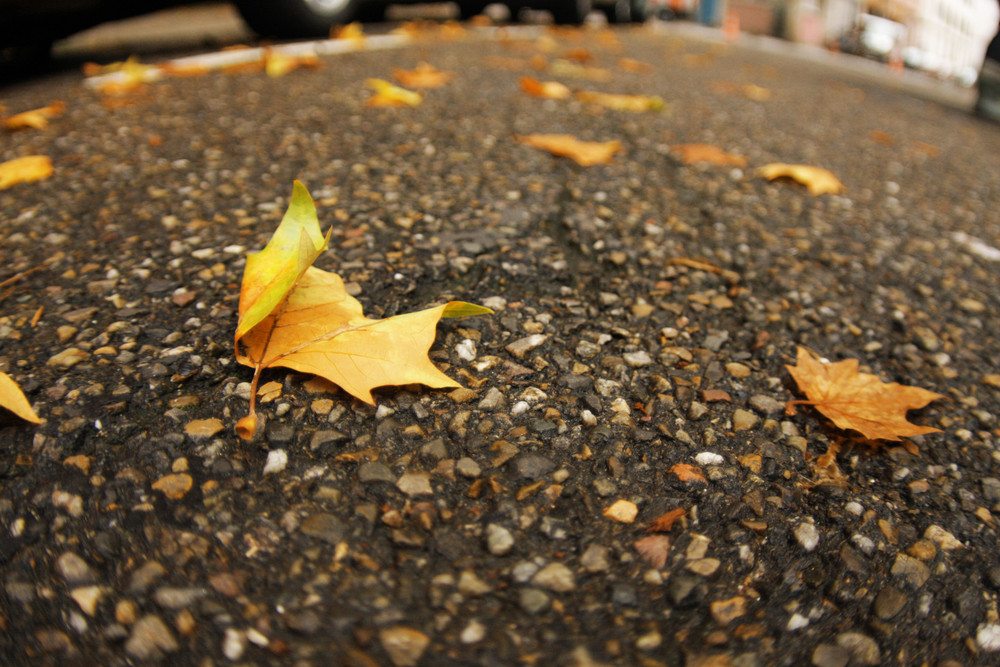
[265,49,321,77]
[575,90,665,112]
[672,143,747,167]
[711,81,772,101]
[516,133,622,166]
[234,181,490,439]
[393,62,454,89]
[0,156,53,190]
[758,163,844,195]
[332,22,365,48]
[519,76,571,100]
[366,79,423,107]
[0,372,41,424]
[618,57,652,73]
[2,101,65,131]
[786,346,943,441]
[548,59,611,81]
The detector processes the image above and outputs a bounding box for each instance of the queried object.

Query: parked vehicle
[1,0,646,68]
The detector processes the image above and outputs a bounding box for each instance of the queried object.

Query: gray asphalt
[2,11,1000,667]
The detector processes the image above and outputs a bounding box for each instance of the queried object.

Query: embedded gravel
[2,20,1000,667]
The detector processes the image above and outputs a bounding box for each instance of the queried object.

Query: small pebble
[263,449,288,475]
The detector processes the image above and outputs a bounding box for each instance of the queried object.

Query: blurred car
[1,0,646,68]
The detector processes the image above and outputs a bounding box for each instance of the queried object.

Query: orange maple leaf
[393,62,454,89]
[0,372,41,425]
[516,133,622,167]
[519,76,571,100]
[0,156,53,190]
[757,163,844,195]
[366,79,422,107]
[672,143,747,167]
[575,90,665,112]
[234,181,490,439]
[786,346,943,441]
[2,101,65,131]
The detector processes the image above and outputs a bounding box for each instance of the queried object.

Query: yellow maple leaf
[2,101,65,131]
[265,49,321,77]
[333,22,366,48]
[0,372,41,425]
[0,156,53,190]
[519,76,571,100]
[516,133,622,167]
[234,182,490,439]
[365,79,423,107]
[786,346,943,441]
[575,90,665,112]
[392,62,454,89]
[548,59,611,81]
[672,143,747,167]
[757,163,844,195]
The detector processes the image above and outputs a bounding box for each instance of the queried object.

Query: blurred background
[3,0,998,87]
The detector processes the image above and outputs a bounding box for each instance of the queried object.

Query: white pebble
[794,519,820,552]
[581,410,598,427]
[978,624,1000,651]
[263,450,288,475]
[511,400,530,417]
[222,628,246,661]
[460,620,486,644]
[787,613,809,631]
[845,501,864,516]
[456,339,477,362]
[695,452,724,466]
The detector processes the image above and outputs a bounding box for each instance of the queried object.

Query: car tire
[629,0,648,22]
[458,0,490,20]
[551,0,591,25]
[602,0,630,23]
[235,0,360,38]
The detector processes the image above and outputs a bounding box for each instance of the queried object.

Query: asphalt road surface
[1,12,999,667]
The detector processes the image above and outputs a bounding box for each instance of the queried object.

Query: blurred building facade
[724,0,999,77]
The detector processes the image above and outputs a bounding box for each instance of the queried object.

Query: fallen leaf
[757,163,844,195]
[0,372,41,424]
[672,143,747,167]
[366,79,423,107]
[618,57,652,73]
[869,130,894,145]
[575,90,665,112]
[646,507,686,533]
[234,181,490,439]
[563,47,593,63]
[333,22,366,48]
[710,80,771,101]
[2,101,65,131]
[519,76,571,100]
[603,499,639,523]
[0,156,53,190]
[786,346,943,441]
[516,133,622,167]
[633,535,671,568]
[91,56,157,95]
[548,59,611,81]
[265,49,321,77]
[669,463,706,483]
[393,62,454,89]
